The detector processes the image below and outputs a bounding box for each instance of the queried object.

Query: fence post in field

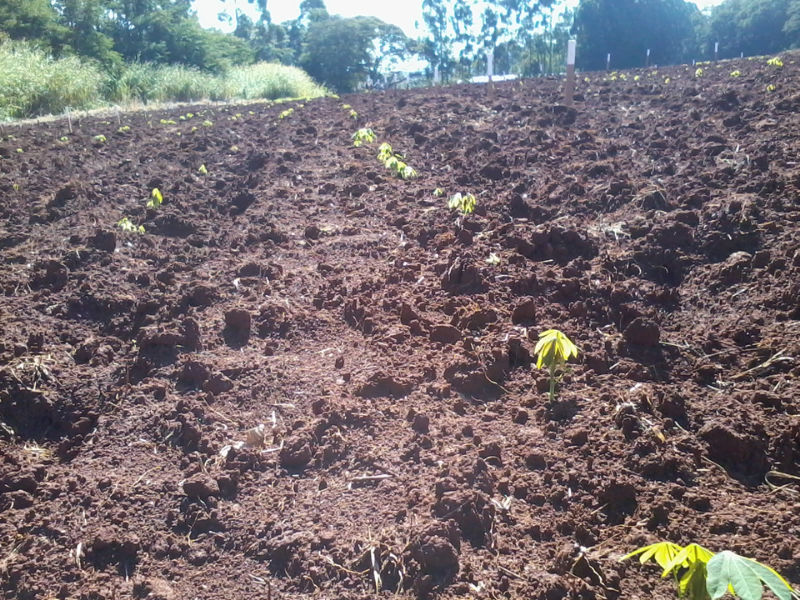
[565,39,576,107]
[487,48,495,100]
[606,53,611,72]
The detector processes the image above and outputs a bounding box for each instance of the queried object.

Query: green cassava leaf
[707,551,794,600]
[662,544,715,578]
[621,542,684,571]
[679,560,711,600]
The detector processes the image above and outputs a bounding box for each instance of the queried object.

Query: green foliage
[118,125,130,132]
[0,40,106,120]
[534,329,578,402]
[147,188,163,209]
[433,188,444,197]
[117,217,144,233]
[623,542,796,600]
[377,142,394,163]
[300,14,410,93]
[574,0,699,70]
[708,0,799,60]
[0,40,325,121]
[93,134,106,143]
[767,56,784,66]
[352,128,376,147]
[279,108,294,119]
[448,192,476,216]
[198,164,208,175]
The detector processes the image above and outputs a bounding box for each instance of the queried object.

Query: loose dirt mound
[1,56,799,600]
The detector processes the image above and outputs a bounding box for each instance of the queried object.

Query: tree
[707,0,800,58]
[0,0,66,46]
[300,15,409,92]
[573,0,699,70]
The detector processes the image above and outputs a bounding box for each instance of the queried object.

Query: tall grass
[0,42,106,120]
[0,41,327,121]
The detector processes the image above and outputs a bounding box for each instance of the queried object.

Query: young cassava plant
[534,329,578,402]
[147,188,163,209]
[448,192,476,216]
[622,542,797,600]
[352,128,376,147]
[117,217,144,234]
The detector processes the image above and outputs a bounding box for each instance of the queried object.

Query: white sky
[193,0,725,37]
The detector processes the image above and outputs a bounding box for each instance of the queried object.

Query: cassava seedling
[198,165,208,175]
[147,188,163,209]
[534,329,578,402]
[448,192,476,216]
[352,128,376,147]
[622,541,797,600]
[117,217,144,234]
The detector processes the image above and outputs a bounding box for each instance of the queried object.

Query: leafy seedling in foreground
[448,192,476,216]
[534,329,578,402]
[622,542,797,600]
[198,164,208,175]
[352,128,376,147]
[94,135,106,143]
[147,188,163,209]
[117,217,144,234]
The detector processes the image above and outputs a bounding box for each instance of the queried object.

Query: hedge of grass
[0,41,327,121]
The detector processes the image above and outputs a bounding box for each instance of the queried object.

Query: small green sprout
[202,120,213,127]
[186,113,194,119]
[433,188,444,197]
[486,253,501,265]
[399,165,417,179]
[117,217,145,234]
[160,119,177,125]
[730,70,741,77]
[15,148,23,153]
[230,145,239,152]
[534,329,578,402]
[633,75,640,81]
[447,192,476,216]
[342,104,351,109]
[94,134,107,143]
[12,183,20,191]
[118,125,131,133]
[767,57,783,68]
[664,77,671,84]
[767,84,777,92]
[695,68,703,77]
[622,542,796,600]
[59,136,69,142]
[279,108,294,119]
[352,128,376,147]
[191,126,198,132]
[377,143,393,162]
[147,188,163,209]
[349,109,359,119]
[198,164,208,175]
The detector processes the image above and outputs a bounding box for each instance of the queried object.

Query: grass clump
[0,40,328,122]
[0,41,106,120]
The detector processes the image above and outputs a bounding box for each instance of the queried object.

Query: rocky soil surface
[1,53,800,600]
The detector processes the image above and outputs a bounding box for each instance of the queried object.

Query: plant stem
[548,365,556,402]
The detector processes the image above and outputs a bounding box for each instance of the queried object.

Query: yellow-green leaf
[621,542,684,571]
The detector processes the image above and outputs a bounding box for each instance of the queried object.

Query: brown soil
[2,54,800,600]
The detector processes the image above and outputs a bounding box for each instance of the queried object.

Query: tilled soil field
[1,53,800,600]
